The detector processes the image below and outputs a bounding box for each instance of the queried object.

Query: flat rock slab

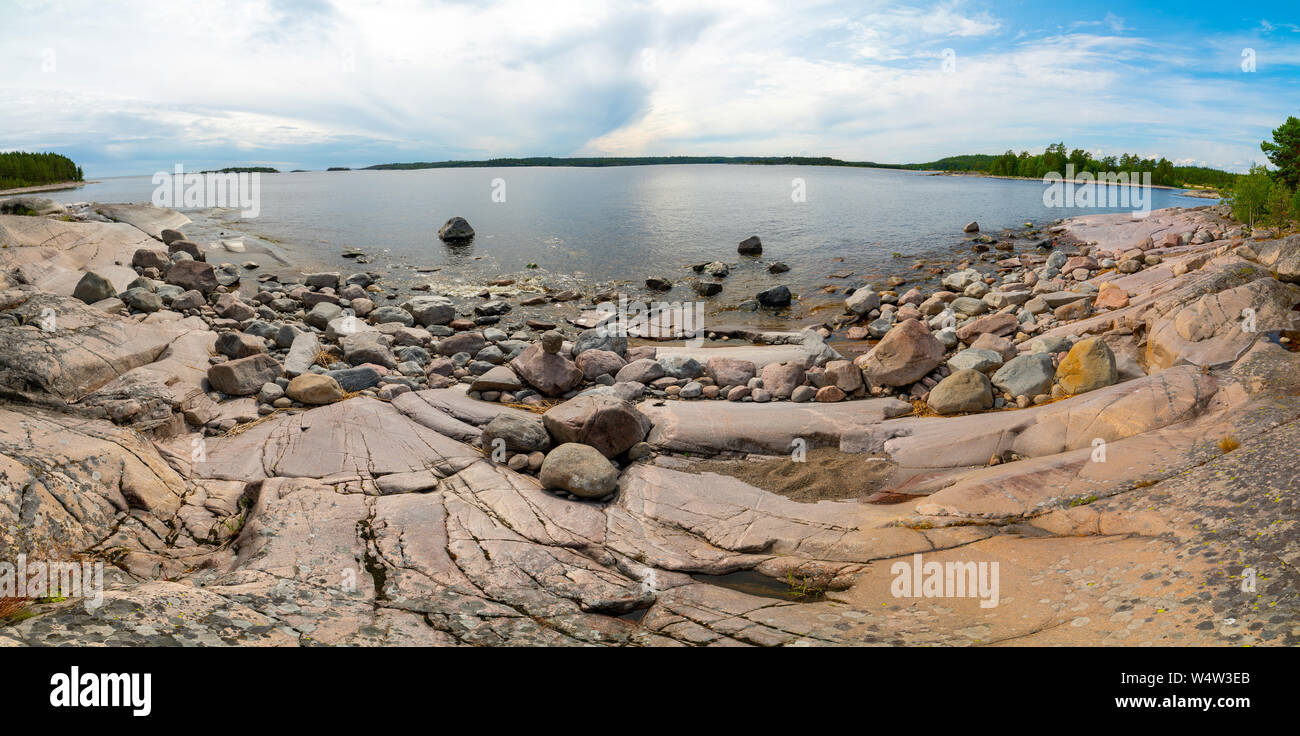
[194,397,483,481]
[640,397,913,455]
[94,203,191,240]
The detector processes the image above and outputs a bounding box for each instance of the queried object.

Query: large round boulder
[855,318,945,387]
[542,394,651,458]
[539,443,619,499]
[927,369,994,415]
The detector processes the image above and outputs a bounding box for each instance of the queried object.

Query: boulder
[759,361,805,398]
[165,260,219,294]
[438,217,475,241]
[482,413,551,454]
[855,319,945,387]
[131,248,170,271]
[575,349,626,380]
[207,354,282,396]
[284,332,321,377]
[1055,337,1118,396]
[542,394,651,458]
[756,285,792,307]
[705,357,757,387]
[72,272,117,304]
[845,289,880,315]
[511,344,583,396]
[738,236,762,255]
[341,331,396,368]
[824,359,863,393]
[539,443,619,498]
[657,355,704,380]
[990,353,1055,399]
[214,331,266,359]
[286,374,345,405]
[615,358,665,384]
[955,312,1018,342]
[572,328,627,357]
[947,348,1003,374]
[470,365,523,393]
[437,331,487,357]
[928,369,993,414]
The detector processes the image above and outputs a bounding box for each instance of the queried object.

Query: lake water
[46,165,1210,320]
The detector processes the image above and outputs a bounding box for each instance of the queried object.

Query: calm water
[46,165,1209,316]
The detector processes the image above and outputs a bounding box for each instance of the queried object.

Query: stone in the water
[645,276,673,291]
[539,443,619,499]
[438,216,475,241]
[964,221,979,233]
[737,235,762,255]
[756,285,792,307]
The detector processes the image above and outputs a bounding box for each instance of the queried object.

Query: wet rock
[756,285,792,307]
[737,235,762,255]
[438,216,475,241]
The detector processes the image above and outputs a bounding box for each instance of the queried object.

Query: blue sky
[1,0,1297,176]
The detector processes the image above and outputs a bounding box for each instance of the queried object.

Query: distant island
[200,166,280,174]
[327,167,352,171]
[0,151,84,191]
[363,147,1238,190]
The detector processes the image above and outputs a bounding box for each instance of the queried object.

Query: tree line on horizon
[982,143,1237,189]
[0,152,83,190]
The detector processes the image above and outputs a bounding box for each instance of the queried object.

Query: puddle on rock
[691,570,825,602]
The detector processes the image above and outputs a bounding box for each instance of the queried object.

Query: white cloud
[0,0,1288,174]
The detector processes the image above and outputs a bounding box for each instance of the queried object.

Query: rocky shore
[1,196,1298,646]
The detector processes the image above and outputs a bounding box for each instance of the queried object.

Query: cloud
[0,0,1292,174]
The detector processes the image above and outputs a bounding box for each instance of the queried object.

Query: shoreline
[2,199,1298,646]
[0,180,92,196]
[921,169,1222,196]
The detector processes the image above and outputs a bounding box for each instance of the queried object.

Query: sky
[2,0,1298,177]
